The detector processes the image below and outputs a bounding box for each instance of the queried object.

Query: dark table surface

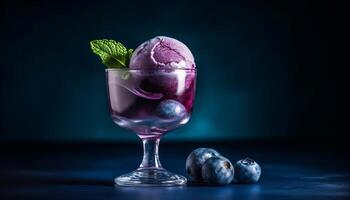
[0,140,349,200]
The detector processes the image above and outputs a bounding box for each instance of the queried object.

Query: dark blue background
[0,0,347,141]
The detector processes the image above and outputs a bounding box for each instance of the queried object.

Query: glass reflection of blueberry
[234,158,261,184]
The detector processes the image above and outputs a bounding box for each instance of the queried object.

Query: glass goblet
[106,68,196,186]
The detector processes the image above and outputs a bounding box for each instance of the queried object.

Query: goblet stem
[115,135,187,186]
[139,138,163,169]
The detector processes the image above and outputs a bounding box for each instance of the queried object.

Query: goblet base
[115,168,187,186]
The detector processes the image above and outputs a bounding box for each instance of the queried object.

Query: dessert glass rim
[105,68,197,72]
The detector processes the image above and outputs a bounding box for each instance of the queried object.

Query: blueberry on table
[201,156,234,185]
[155,99,186,119]
[234,158,261,184]
[186,148,221,182]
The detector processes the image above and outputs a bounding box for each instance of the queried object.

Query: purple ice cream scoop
[129,36,196,69]
[128,36,196,112]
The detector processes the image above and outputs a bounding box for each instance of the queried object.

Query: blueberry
[201,156,234,185]
[234,158,261,184]
[155,99,186,119]
[185,148,221,182]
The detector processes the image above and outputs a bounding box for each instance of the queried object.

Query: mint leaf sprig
[90,39,133,68]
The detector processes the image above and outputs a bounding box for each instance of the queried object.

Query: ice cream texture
[129,37,196,110]
[129,36,196,69]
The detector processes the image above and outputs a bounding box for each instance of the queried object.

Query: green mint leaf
[125,49,134,67]
[90,39,130,68]
[127,49,134,59]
